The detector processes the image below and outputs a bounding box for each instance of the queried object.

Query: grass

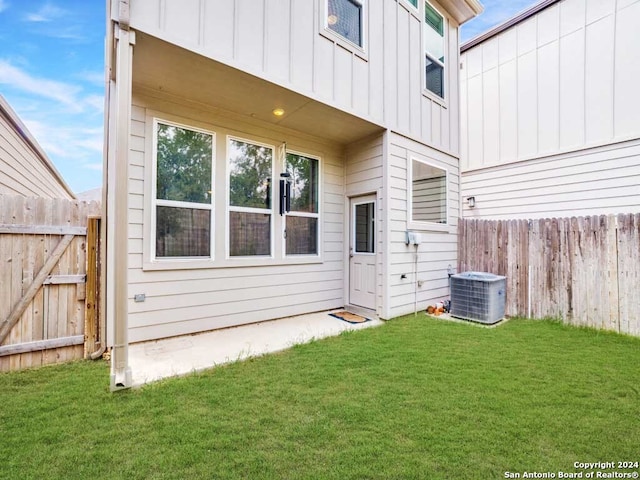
[1,315,639,480]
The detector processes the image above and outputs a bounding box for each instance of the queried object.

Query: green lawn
[1,315,639,480]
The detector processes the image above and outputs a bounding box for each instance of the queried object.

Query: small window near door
[354,202,375,253]
[410,159,447,225]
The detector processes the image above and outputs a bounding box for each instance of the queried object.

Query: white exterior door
[349,195,376,310]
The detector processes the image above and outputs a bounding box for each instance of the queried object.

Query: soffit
[132,32,383,145]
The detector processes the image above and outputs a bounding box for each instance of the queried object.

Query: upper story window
[424,2,445,98]
[407,0,418,8]
[410,158,448,225]
[154,121,214,259]
[327,0,363,47]
[228,138,274,257]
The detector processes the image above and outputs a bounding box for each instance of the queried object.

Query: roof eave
[440,0,484,26]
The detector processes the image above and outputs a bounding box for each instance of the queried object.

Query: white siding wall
[0,113,73,199]
[387,132,459,318]
[127,93,347,342]
[345,133,384,315]
[460,0,640,219]
[128,0,462,156]
[462,139,640,220]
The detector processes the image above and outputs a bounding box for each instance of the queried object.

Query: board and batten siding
[0,103,73,199]
[127,0,461,156]
[460,0,640,220]
[126,94,346,343]
[345,133,385,314]
[387,132,459,318]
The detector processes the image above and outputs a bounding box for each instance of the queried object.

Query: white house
[0,95,74,199]
[104,0,482,388]
[460,0,640,220]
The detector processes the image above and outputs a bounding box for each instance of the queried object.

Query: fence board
[458,215,640,337]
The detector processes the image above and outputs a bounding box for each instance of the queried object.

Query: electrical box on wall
[406,231,421,245]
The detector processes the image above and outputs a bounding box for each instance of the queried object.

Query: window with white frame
[285,153,319,256]
[407,0,418,8]
[424,2,445,98]
[154,121,214,258]
[326,0,364,47]
[410,158,447,224]
[228,138,274,257]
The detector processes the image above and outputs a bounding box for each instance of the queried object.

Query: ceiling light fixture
[272,108,285,117]
[327,14,338,25]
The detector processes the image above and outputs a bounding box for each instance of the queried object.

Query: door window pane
[328,0,363,47]
[286,216,318,255]
[229,211,271,257]
[156,206,211,257]
[355,202,375,253]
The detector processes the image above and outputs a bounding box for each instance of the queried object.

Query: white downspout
[108,17,135,390]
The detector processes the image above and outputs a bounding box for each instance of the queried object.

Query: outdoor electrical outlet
[134,293,146,303]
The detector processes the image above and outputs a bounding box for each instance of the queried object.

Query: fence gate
[0,195,102,372]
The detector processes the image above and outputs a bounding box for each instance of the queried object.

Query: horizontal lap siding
[127,96,345,342]
[462,139,640,220]
[0,115,72,199]
[387,132,459,318]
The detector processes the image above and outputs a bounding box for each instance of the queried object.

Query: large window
[228,138,274,257]
[411,159,447,225]
[285,153,319,256]
[327,0,364,47]
[154,121,214,258]
[424,2,445,98]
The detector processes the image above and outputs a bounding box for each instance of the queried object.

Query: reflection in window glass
[154,121,214,259]
[229,212,271,257]
[229,139,273,209]
[355,202,375,253]
[156,123,212,204]
[286,153,318,213]
[328,0,363,47]
[411,160,447,224]
[156,206,211,257]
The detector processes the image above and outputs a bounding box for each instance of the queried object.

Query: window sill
[142,256,324,271]
[407,221,455,234]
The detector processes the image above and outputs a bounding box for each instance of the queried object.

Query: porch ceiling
[132,32,384,145]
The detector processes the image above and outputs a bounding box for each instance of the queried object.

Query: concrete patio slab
[128,309,383,387]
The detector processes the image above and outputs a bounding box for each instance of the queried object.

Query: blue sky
[0,0,536,194]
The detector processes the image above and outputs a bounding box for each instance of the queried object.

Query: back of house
[104,0,482,388]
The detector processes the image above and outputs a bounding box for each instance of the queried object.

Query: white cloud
[83,163,103,171]
[0,0,9,14]
[24,2,66,22]
[0,60,82,110]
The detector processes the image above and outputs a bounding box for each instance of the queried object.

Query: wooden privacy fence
[0,194,102,372]
[458,214,640,336]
